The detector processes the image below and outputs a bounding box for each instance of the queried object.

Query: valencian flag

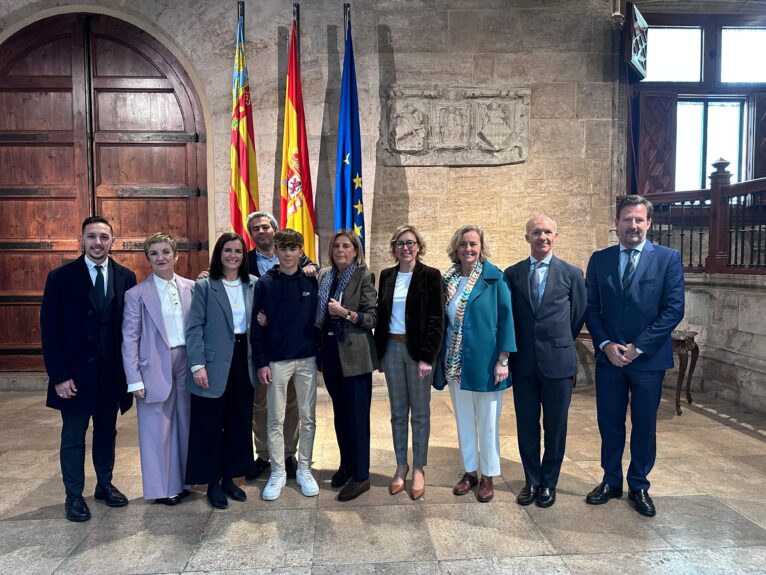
[229,13,259,251]
[280,20,317,260]
[334,17,364,249]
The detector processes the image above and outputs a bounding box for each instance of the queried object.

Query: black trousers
[512,370,573,488]
[322,333,372,481]
[59,390,119,497]
[185,335,255,485]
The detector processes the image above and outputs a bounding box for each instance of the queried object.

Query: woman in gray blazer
[316,230,378,502]
[185,232,257,509]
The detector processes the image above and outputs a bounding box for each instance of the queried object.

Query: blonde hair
[447,225,491,263]
[143,232,177,259]
[388,224,427,261]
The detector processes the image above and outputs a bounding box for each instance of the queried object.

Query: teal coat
[435,261,517,392]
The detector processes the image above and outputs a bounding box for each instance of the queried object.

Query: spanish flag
[229,14,259,251]
[280,20,317,261]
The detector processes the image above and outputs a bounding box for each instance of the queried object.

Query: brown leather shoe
[453,472,478,496]
[477,476,494,502]
[389,464,409,496]
[409,468,425,500]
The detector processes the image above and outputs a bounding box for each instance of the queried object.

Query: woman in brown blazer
[374,225,444,500]
[315,230,378,502]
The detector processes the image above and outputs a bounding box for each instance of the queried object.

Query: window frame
[631,13,766,195]
[640,13,766,91]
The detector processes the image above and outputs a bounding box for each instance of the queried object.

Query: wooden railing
[648,159,766,274]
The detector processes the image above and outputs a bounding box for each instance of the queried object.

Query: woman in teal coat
[435,225,516,503]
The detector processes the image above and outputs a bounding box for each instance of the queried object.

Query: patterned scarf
[442,260,483,385]
[315,262,358,340]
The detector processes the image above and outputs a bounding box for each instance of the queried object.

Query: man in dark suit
[505,215,586,509]
[244,211,317,480]
[585,195,685,517]
[41,216,137,522]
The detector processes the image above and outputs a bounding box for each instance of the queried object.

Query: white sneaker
[296,468,319,497]
[262,471,287,501]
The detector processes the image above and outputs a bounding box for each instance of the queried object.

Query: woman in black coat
[374,225,444,500]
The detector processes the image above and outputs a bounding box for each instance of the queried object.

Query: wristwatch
[346,310,353,321]
[498,358,509,367]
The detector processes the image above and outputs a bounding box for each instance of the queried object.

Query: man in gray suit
[504,215,586,508]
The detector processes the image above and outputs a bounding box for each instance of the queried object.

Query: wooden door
[0,14,208,371]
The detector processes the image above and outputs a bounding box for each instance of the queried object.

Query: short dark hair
[616,195,653,220]
[81,215,113,235]
[209,232,250,282]
[274,229,304,250]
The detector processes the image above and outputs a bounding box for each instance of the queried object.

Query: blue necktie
[530,261,540,314]
[94,265,106,310]
[622,249,636,292]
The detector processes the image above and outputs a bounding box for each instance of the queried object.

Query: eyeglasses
[393,240,417,249]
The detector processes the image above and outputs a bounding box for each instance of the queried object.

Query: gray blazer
[504,255,586,380]
[316,266,379,377]
[185,276,257,398]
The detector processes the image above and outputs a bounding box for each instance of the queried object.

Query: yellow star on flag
[353,199,363,215]
[353,223,363,237]
[353,173,363,189]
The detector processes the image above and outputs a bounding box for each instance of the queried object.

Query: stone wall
[683,274,766,415]
[0,0,623,276]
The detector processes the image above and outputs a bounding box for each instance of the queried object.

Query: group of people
[40,193,684,523]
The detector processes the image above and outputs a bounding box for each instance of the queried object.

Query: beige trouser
[266,357,317,473]
[253,377,299,459]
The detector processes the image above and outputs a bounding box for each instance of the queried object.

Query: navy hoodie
[250,266,318,369]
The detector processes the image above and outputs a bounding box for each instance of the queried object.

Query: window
[631,13,766,195]
[644,27,702,82]
[675,99,745,190]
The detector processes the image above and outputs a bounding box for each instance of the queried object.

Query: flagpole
[344,3,350,40]
[238,0,244,20]
[293,3,300,62]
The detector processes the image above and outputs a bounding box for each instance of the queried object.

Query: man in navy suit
[584,195,685,516]
[505,215,586,509]
[41,216,137,522]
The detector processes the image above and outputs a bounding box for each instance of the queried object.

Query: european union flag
[334,19,365,250]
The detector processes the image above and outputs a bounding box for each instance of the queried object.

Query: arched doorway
[0,14,208,370]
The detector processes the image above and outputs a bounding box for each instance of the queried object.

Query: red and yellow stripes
[280,21,316,261]
[229,16,259,250]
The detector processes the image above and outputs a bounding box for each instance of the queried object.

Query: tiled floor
[1,385,765,574]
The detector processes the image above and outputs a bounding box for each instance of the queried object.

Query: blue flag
[334,20,364,249]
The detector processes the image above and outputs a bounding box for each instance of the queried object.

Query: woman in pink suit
[122,233,194,505]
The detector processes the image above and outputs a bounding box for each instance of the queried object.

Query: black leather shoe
[65,495,91,522]
[331,467,350,488]
[285,455,298,479]
[156,495,181,506]
[338,479,370,502]
[585,482,623,505]
[221,478,247,502]
[628,489,656,517]
[245,457,271,480]
[207,483,228,509]
[179,489,191,499]
[94,483,129,507]
[536,486,556,508]
[516,484,540,506]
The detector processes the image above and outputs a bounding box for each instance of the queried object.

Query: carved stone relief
[380,86,529,166]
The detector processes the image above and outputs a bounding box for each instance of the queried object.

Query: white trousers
[448,381,504,477]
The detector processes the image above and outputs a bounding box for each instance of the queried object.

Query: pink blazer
[122,274,194,404]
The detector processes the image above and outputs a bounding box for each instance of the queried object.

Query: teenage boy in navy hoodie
[251,229,319,501]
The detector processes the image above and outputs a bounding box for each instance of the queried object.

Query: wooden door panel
[0,92,74,130]
[96,92,184,131]
[0,14,207,370]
